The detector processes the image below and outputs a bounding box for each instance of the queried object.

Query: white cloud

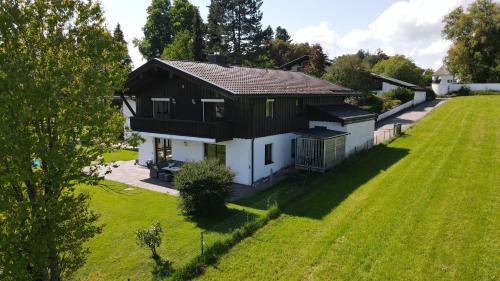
[293,0,480,69]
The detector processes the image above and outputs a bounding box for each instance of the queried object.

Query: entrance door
[155,138,172,162]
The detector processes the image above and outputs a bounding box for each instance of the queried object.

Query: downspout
[250,99,255,186]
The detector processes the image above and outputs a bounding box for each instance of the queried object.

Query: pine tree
[113,23,133,70]
[134,0,172,60]
[275,26,291,42]
[192,9,205,61]
[207,0,226,55]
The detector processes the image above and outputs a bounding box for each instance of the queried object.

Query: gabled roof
[434,65,452,76]
[127,59,354,96]
[369,72,425,91]
[279,55,333,70]
[308,104,377,125]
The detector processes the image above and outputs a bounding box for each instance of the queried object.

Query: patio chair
[149,165,166,179]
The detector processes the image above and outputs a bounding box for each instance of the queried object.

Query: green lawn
[72,180,268,281]
[102,148,138,163]
[195,96,500,281]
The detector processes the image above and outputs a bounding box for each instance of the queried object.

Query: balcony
[130,117,233,142]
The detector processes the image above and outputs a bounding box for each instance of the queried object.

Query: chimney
[207,53,226,65]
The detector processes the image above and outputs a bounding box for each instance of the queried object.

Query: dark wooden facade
[128,68,347,141]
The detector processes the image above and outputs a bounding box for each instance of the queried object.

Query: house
[279,55,426,102]
[431,65,455,95]
[279,55,332,72]
[122,55,376,186]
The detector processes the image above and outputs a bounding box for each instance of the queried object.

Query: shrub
[426,87,436,100]
[455,86,471,96]
[359,93,383,113]
[383,87,414,103]
[382,98,402,112]
[136,222,163,259]
[175,159,235,216]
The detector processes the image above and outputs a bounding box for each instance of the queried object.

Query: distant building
[432,65,455,95]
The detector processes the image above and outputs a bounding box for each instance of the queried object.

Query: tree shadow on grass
[281,145,410,220]
[187,207,260,234]
[151,256,172,280]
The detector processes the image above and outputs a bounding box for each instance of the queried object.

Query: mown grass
[102,148,138,163]
[195,96,500,281]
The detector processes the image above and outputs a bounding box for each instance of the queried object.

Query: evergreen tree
[275,26,291,42]
[192,9,205,61]
[113,23,133,70]
[134,0,172,60]
[207,0,226,55]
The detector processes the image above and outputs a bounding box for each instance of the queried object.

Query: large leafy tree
[0,0,127,280]
[161,30,194,60]
[304,44,327,77]
[267,39,311,67]
[371,55,426,87]
[113,23,133,70]
[443,0,500,82]
[169,0,205,61]
[134,0,173,60]
[323,54,376,93]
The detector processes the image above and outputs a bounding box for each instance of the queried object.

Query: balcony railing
[130,117,233,142]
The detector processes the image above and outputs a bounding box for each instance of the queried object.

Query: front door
[204,143,226,164]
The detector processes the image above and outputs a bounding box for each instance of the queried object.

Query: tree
[206,0,226,55]
[371,55,426,86]
[323,54,376,93]
[304,44,327,77]
[175,159,234,215]
[267,39,310,67]
[0,1,127,280]
[113,23,133,70]
[275,26,291,42]
[443,0,500,82]
[136,222,163,260]
[169,0,205,61]
[161,30,194,60]
[134,0,173,60]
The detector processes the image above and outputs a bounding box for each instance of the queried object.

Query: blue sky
[100,0,481,70]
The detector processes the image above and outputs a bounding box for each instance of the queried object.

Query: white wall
[414,91,426,105]
[253,133,296,183]
[309,120,375,156]
[449,83,500,92]
[220,138,252,185]
[138,135,155,165]
[171,140,204,162]
[375,82,398,96]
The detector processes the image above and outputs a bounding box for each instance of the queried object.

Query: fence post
[200,231,204,255]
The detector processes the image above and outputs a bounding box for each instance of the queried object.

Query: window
[202,99,225,121]
[152,98,171,119]
[291,139,296,159]
[265,143,273,165]
[295,98,304,116]
[155,138,171,162]
[204,143,226,164]
[265,99,274,118]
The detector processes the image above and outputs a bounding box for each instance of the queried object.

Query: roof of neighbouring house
[127,59,353,96]
[296,128,349,140]
[278,55,333,70]
[369,72,425,91]
[434,65,452,76]
[308,103,377,124]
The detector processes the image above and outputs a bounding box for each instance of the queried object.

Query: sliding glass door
[155,138,172,162]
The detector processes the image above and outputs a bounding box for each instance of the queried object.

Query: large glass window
[202,99,225,121]
[155,138,171,162]
[204,143,226,164]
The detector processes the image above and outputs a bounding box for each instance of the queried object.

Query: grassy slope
[102,149,138,163]
[196,96,500,281]
[73,181,266,281]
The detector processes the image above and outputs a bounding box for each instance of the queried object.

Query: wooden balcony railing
[130,117,233,142]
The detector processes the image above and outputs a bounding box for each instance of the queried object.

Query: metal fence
[374,123,402,145]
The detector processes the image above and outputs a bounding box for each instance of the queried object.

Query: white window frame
[201,99,225,121]
[152,98,171,118]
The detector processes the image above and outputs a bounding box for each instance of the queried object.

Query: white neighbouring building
[432,65,500,95]
[123,56,376,186]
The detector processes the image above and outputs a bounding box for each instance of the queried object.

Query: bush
[383,87,414,103]
[382,98,402,112]
[426,87,436,100]
[175,159,235,215]
[136,222,163,259]
[455,86,471,96]
[359,93,383,113]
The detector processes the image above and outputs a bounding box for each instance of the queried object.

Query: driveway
[374,99,448,143]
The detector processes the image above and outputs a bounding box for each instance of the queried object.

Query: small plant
[136,222,163,260]
[175,159,235,216]
[426,88,436,100]
[383,87,414,103]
